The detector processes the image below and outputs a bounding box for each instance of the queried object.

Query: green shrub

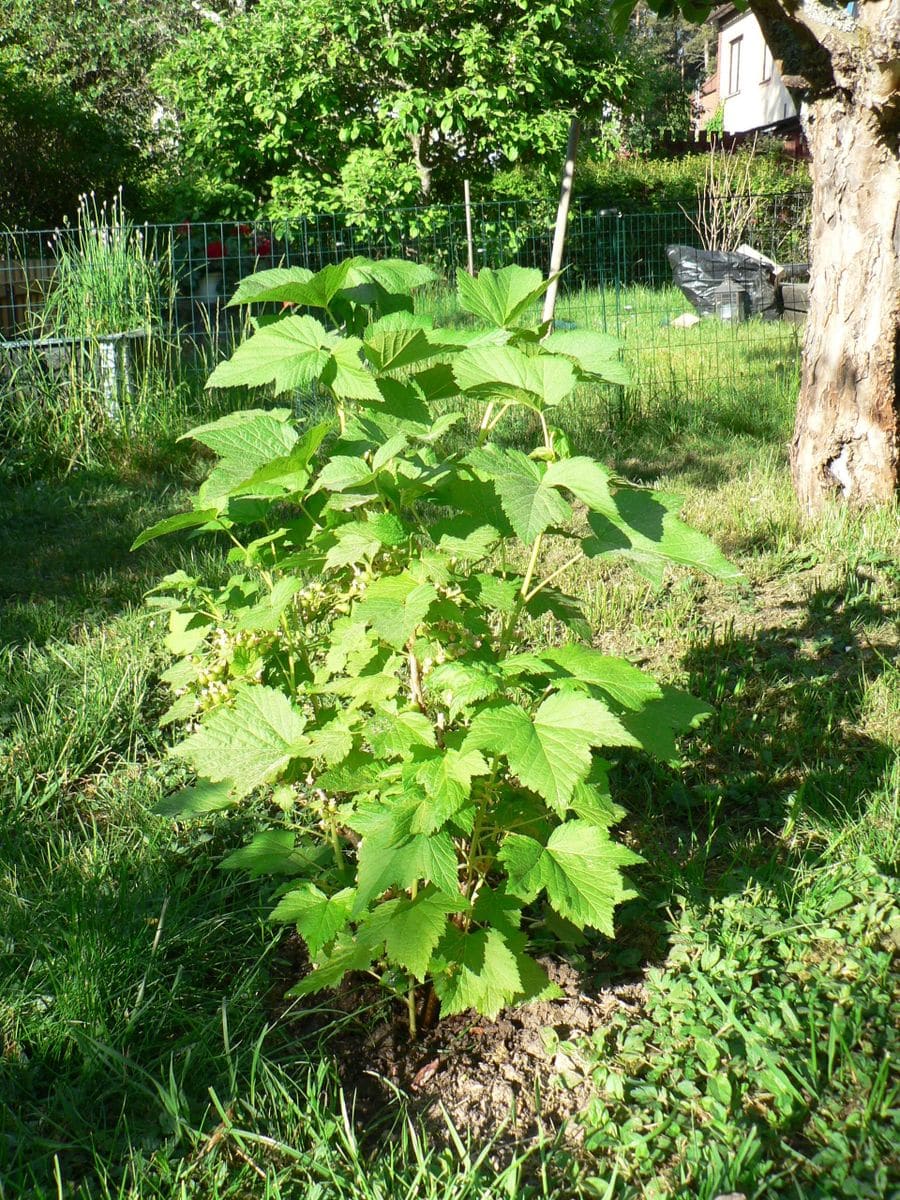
[137,258,740,1032]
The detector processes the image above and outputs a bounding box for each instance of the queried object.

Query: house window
[762,44,773,82]
[728,37,742,95]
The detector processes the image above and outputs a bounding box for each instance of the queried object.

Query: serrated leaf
[465,693,639,814]
[363,312,439,373]
[231,259,358,310]
[433,928,522,1019]
[525,586,591,640]
[317,669,401,708]
[172,686,308,799]
[185,409,299,506]
[383,889,469,980]
[311,455,375,494]
[354,812,459,910]
[270,884,355,956]
[323,522,384,569]
[131,508,221,551]
[370,709,436,758]
[285,935,378,998]
[542,329,629,385]
[221,830,319,877]
[500,821,641,935]
[620,686,712,761]
[226,420,331,498]
[235,577,302,631]
[346,258,435,297]
[584,490,743,583]
[425,661,503,721]
[544,457,616,517]
[409,747,490,832]
[456,265,551,327]
[540,646,664,710]
[228,266,314,306]
[153,779,236,818]
[207,315,380,401]
[430,515,499,560]
[304,716,355,765]
[453,345,576,410]
[354,573,437,648]
[466,447,571,544]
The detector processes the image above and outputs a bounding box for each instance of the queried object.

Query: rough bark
[790,92,899,511]
[749,0,900,512]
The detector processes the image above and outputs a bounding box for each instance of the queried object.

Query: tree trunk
[790,94,899,513]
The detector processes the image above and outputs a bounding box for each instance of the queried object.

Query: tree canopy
[156,0,631,217]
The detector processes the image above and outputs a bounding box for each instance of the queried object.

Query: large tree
[618,0,899,513]
[156,0,629,212]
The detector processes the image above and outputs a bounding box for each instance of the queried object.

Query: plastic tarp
[666,244,779,320]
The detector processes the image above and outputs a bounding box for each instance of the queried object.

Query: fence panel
[1,192,810,402]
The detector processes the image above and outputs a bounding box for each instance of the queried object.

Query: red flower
[235,224,252,237]
[255,237,272,256]
[206,240,225,259]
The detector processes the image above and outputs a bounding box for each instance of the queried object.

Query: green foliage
[495,141,810,215]
[567,860,900,1197]
[155,0,631,216]
[139,260,740,1026]
[0,0,206,225]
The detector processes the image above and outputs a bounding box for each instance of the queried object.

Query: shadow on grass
[0,464,226,647]
[604,575,898,974]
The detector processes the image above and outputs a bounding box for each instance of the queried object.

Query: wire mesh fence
[1,192,810,402]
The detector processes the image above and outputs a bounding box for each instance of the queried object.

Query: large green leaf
[499,820,641,935]
[285,935,378,998]
[207,315,381,401]
[270,884,356,956]
[539,645,664,710]
[354,815,459,910]
[363,312,441,373]
[153,779,236,819]
[235,577,302,631]
[456,265,551,327]
[425,661,503,721]
[382,888,469,980]
[544,456,617,518]
[432,927,522,1019]
[184,409,300,506]
[584,489,744,583]
[465,692,639,815]
[131,508,221,551]
[408,746,491,832]
[228,266,315,307]
[466,446,571,544]
[172,686,308,799]
[542,329,630,385]
[453,345,577,410]
[226,420,332,498]
[354,573,438,648]
[221,830,322,877]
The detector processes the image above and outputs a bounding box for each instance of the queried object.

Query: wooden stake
[541,117,581,329]
[463,179,475,276]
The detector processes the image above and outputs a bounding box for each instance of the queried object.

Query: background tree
[614,0,899,513]
[155,0,630,216]
[0,0,221,223]
[619,4,713,150]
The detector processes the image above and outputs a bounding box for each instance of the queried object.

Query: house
[698,5,798,135]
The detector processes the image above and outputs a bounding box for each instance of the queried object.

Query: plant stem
[525,551,584,602]
[407,980,418,1040]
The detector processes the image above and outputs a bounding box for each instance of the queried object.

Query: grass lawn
[1,300,898,1199]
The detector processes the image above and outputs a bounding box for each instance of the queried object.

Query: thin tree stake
[542,117,581,329]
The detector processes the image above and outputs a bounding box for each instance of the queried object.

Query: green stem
[498,532,544,654]
[407,980,418,1040]
[524,551,584,603]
